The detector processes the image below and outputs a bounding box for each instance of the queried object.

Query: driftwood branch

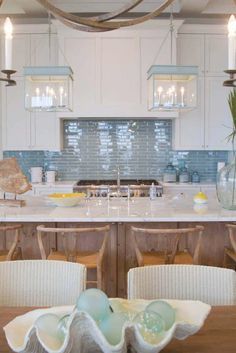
[35,0,175,32]
[0,158,31,195]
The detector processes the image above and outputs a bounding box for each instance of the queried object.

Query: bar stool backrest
[131,225,204,266]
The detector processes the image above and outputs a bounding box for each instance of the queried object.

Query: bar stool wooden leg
[0,224,23,261]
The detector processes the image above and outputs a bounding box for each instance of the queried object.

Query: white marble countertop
[0,194,236,222]
[161,182,216,188]
[31,181,76,188]
[31,181,216,189]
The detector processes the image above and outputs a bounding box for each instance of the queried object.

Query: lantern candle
[180,86,185,107]
[157,86,163,106]
[4,17,13,70]
[59,86,64,107]
[228,14,236,70]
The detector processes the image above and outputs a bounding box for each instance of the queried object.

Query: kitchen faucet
[117,166,121,197]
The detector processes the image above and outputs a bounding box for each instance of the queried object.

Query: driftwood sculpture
[35,0,175,32]
[0,158,31,206]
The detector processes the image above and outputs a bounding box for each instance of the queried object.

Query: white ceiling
[0,0,235,21]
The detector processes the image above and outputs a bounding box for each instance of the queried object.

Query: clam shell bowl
[4,299,211,353]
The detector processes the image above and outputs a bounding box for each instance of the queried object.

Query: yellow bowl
[47,193,86,207]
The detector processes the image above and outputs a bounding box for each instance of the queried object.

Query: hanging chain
[48,12,52,65]
[170,4,174,65]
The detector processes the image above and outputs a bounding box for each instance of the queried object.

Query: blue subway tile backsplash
[4,119,229,182]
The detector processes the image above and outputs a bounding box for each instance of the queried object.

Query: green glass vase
[216,156,236,210]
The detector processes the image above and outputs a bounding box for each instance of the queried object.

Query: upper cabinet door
[62,36,97,116]
[11,34,30,76]
[100,36,140,106]
[205,77,232,150]
[172,78,205,150]
[30,34,58,66]
[57,25,180,118]
[177,34,205,75]
[205,35,228,76]
[30,112,61,151]
[2,78,30,150]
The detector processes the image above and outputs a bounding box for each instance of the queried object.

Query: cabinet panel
[2,78,30,150]
[140,36,172,106]
[30,34,58,66]
[11,35,30,76]
[58,27,180,118]
[173,78,205,150]
[177,34,205,75]
[63,37,97,113]
[2,79,60,151]
[205,35,228,76]
[100,37,139,105]
[205,77,232,150]
[31,112,60,151]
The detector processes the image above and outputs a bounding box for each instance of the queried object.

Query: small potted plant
[216,88,236,209]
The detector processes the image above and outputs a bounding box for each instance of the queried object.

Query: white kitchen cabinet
[30,33,58,66]
[205,34,228,76]
[30,112,61,151]
[2,28,61,152]
[100,36,140,106]
[62,37,97,115]
[177,34,205,76]
[173,78,205,150]
[174,29,231,151]
[11,34,30,76]
[205,77,232,150]
[2,78,61,151]
[57,21,182,118]
[2,78,30,150]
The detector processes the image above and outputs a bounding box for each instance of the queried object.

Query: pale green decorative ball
[146,300,175,330]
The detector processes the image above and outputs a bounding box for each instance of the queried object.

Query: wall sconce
[223,14,236,87]
[0,17,16,86]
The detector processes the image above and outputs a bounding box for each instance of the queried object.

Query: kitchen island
[0,194,235,297]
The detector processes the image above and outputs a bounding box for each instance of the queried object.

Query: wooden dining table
[0,306,235,352]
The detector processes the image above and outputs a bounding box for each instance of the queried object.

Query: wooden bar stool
[0,224,23,261]
[224,224,236,270]
[37,225,110,289]
[131,225,204,266]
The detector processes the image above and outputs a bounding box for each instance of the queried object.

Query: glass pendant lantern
[147,8,198,113]
[24,13,73,112]
[147,65,198,112]
[24,66,73,112]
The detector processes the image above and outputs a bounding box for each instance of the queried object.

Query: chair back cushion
[128,265,236,305]
[0,260,86,306]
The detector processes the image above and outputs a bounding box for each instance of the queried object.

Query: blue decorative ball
[76,288,111,322]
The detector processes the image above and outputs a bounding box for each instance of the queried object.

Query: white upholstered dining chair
[128,264,236,305]
[0,260,86,306]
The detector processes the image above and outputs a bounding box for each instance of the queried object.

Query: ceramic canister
[45,171,57,184]
[30,167,43,183]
